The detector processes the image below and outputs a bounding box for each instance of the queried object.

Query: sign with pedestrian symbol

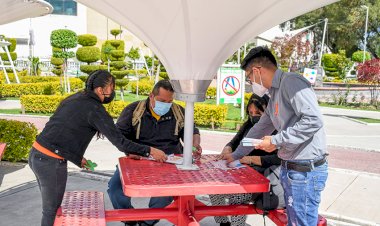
[218,66,243,104]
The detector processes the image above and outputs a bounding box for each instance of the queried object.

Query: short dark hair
[240,46,277,70]
[85,70,115,91]
[246,93,269,115]
[152,80,174,95]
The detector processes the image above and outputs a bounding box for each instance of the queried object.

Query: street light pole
[318,18,328,67]
[361,5,369,63]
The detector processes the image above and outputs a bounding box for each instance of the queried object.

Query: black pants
[29,148,68,226]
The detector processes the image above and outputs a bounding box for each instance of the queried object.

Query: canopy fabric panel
[0,0,53,25]
[77,0,338,81]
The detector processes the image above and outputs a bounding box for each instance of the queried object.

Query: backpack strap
[132,100,147,140]
[171,103,185,136]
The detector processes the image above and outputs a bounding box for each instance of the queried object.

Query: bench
[53,191,327,226]
[54,191,106,226]
[0,142,6,161]
[266,208,327,226]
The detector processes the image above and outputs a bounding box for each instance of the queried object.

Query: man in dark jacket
[107,80,201,226]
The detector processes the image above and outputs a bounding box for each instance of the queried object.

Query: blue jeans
[107,166,173,226]
[280,161,328,226]
[28,148,68,226]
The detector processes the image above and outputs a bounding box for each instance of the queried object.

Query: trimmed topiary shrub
[51,57,64,66]
[111,50,125,59]
[110,29,123,39]
[20,95,67,113]
[5,38,17,52]
[351,51,371,63]
[76,47,101,63]
[0,52,17,61]
[0,119,38,162]
[80,65,107,74]
[77,34,97,46]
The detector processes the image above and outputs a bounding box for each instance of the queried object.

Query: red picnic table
[105,155,270,226]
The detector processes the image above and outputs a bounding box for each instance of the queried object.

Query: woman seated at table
[211,93,285,226]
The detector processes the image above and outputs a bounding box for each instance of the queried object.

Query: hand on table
[81,157,88,169]
[217,146,232,160]
[221,153,235,163]
[256,136,276,153]
[150,147,167,163]
[128,154,142,160]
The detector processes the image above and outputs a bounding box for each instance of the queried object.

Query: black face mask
[250,115,261,124]
[102,91,115,104]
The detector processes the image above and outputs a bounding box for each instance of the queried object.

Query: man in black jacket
[107,80,201,226]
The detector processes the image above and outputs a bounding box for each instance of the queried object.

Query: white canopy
[0,0,53,25]
[77,0,337,81]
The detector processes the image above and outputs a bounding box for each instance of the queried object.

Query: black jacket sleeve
[88,105,150,157]
[115,102,138,140]
[227,120,253,150]
[260,154,281,168]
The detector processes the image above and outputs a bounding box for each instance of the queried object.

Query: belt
[33,141,65,160]
[281,156,327,172]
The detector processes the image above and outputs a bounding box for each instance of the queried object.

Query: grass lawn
[349,117,380,124]
[319,103,380,112]
[0,109,22,114]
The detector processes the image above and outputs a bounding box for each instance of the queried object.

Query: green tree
[285,0,380,57]
[50,29,78,93]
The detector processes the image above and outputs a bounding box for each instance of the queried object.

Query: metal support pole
[177,101,199,170]
[362,5,369,63]
[183,101,194,167]
[318,18,328,67]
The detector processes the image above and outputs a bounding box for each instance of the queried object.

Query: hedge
[19,76,61,83]
[21,95,67,113]
[206,87,216,99]
[174,102,227,128]
[104,100,129,118]
[130,80,154,95]
[19,95,227,126]
[0,78,83,97]
[0,119,38,162]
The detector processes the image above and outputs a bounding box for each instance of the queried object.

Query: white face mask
[252,72,268,97]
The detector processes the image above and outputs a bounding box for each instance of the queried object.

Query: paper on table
[146,154,183,165]
[241,138,263,147]
[210,160,246,170]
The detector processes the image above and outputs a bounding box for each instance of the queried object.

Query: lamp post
[361,5,369,63]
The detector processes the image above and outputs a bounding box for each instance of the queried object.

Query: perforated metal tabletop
[119,155,269,197]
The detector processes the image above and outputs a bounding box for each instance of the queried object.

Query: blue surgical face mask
[152,98,172,116]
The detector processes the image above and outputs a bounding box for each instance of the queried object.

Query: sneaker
[220,222,231,226]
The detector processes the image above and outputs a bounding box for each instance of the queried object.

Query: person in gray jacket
[222,46,328,226]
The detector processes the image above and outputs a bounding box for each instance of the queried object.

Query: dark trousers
[29,148,68,226]
[107,166,173,226]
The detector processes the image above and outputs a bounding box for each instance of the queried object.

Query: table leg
[176,195,199,226]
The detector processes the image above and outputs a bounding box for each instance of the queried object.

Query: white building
[0,0,148,60]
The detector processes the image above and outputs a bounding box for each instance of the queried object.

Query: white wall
[0,3,87,58]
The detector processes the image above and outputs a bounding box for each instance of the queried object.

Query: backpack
[254,165,285,211]
[131,100,185,139]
